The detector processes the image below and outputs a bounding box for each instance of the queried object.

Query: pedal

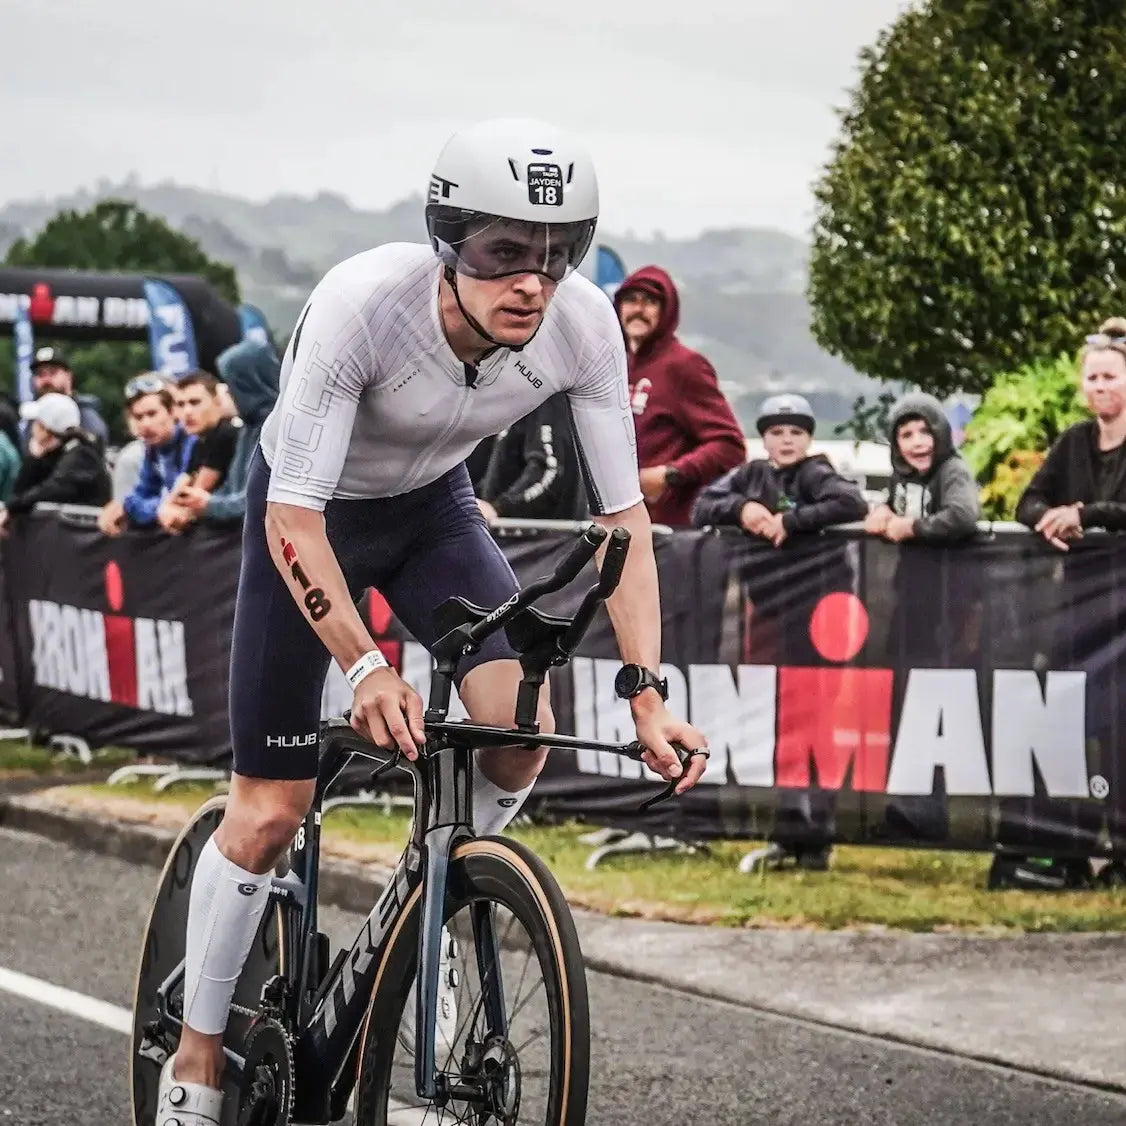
[137,1021,171,1067]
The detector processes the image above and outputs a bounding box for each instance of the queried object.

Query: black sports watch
[614,663,669,702]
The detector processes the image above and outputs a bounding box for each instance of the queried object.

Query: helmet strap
[445,265,509,353]
[443,265,547,355]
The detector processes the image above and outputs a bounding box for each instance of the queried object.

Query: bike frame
[147,524,682,1122]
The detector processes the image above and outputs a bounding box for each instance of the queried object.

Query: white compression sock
[472,759,534,837]
[182,836,272,1036]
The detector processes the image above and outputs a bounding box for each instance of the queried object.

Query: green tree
[2,200,240,440]
[809,0,1126,397]
[960,353,1088,518]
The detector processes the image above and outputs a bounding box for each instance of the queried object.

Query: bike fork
[415,823,454,1102]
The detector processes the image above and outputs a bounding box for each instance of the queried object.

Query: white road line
[0,965,432,1121]
[0,965,131,1035]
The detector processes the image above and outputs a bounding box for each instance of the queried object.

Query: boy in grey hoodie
[868,392,981,844]
[865,392,979,541]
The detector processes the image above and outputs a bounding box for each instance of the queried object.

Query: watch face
[615,665,642,697]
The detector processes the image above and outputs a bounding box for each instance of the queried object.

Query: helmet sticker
[428,175,459,203]
[527,162,564,207]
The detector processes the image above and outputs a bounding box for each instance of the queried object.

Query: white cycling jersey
[259,243,641,515]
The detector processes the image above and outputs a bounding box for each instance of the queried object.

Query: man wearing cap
[0,393,111,531]
[614,266,745,526]
[30,346,109,447]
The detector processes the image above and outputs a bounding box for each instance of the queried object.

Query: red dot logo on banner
[809,591,869,663]
[104,560,124,612]
[28,283,54,324]
[367,590,394,634]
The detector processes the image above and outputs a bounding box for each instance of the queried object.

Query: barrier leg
[322,790,414,817]
[47,734,91,766]
[152,767,230,794]
[737,842,789,874]
[577,827,629,847]
[583,831,701,871]
[107,764,179,786]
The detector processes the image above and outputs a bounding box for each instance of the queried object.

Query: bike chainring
[236,1016,294,1126]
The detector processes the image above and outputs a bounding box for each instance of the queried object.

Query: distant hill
[0,179,880,426]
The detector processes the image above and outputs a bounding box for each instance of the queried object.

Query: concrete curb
[3,791,1124,1097]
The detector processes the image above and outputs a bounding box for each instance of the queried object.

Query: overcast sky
[5,0,913,238]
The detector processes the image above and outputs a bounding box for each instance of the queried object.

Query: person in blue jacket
[97,374,196,536]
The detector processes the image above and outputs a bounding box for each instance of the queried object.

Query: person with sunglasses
[97,374,195,537]
[998,318,1126,892]
[1018,317,1126,549]
[157,116,710,1124]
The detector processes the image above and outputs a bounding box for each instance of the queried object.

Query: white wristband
[345,648,389,689]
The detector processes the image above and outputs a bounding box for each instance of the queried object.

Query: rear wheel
[129,795,288,1126]
[354,836,590,1126]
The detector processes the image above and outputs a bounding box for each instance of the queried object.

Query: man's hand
[739,500,773,535]
[350,666,426,759]
[157,498,194,534]
[883,515,916,543]
[864,504,893,535]
[173,484,210,516]
[632,696,708,795]
[1036,504,1083,551]
[639,466,668,502]
[762,511,789,547]
[97,500,126,537]
[476,498,499,524]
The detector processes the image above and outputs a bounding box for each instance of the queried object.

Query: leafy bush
[961,354,1087,518]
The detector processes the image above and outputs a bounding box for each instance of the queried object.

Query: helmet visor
[427,207,596,283]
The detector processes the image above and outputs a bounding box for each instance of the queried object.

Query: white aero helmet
[756,393,816,436]
[426,117,599,284]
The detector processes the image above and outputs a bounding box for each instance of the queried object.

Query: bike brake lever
[369,751,404,785]
[633,741,705,814]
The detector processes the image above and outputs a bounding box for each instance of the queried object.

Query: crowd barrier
[3,508,1126,860]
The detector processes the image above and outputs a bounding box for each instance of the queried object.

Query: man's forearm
[265,501,377,671]
[593,502,664,714]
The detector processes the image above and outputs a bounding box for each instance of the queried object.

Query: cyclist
[158,116,709,1124]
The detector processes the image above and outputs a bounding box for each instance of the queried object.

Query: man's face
[33,363,72,397]
[617,290,662,348]
[174,383,221,436]
[129,394,176,447]
[896,418,935,473]
[455,269,558,348]
[1082,349,1126,420]
[763,424,811,468]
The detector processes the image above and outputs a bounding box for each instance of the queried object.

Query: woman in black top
[1003,318,1126,885]
[1018,317,1126,546]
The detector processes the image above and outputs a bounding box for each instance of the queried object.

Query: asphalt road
[2,825,1125,1126]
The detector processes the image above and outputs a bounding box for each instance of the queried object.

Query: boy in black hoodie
[692,394,866,537]
[695,394,865,871]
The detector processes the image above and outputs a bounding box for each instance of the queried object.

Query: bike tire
[129,794,289,1126]
[354,836,591,1126]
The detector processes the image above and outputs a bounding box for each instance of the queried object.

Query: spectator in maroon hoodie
[614,266,746,526]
